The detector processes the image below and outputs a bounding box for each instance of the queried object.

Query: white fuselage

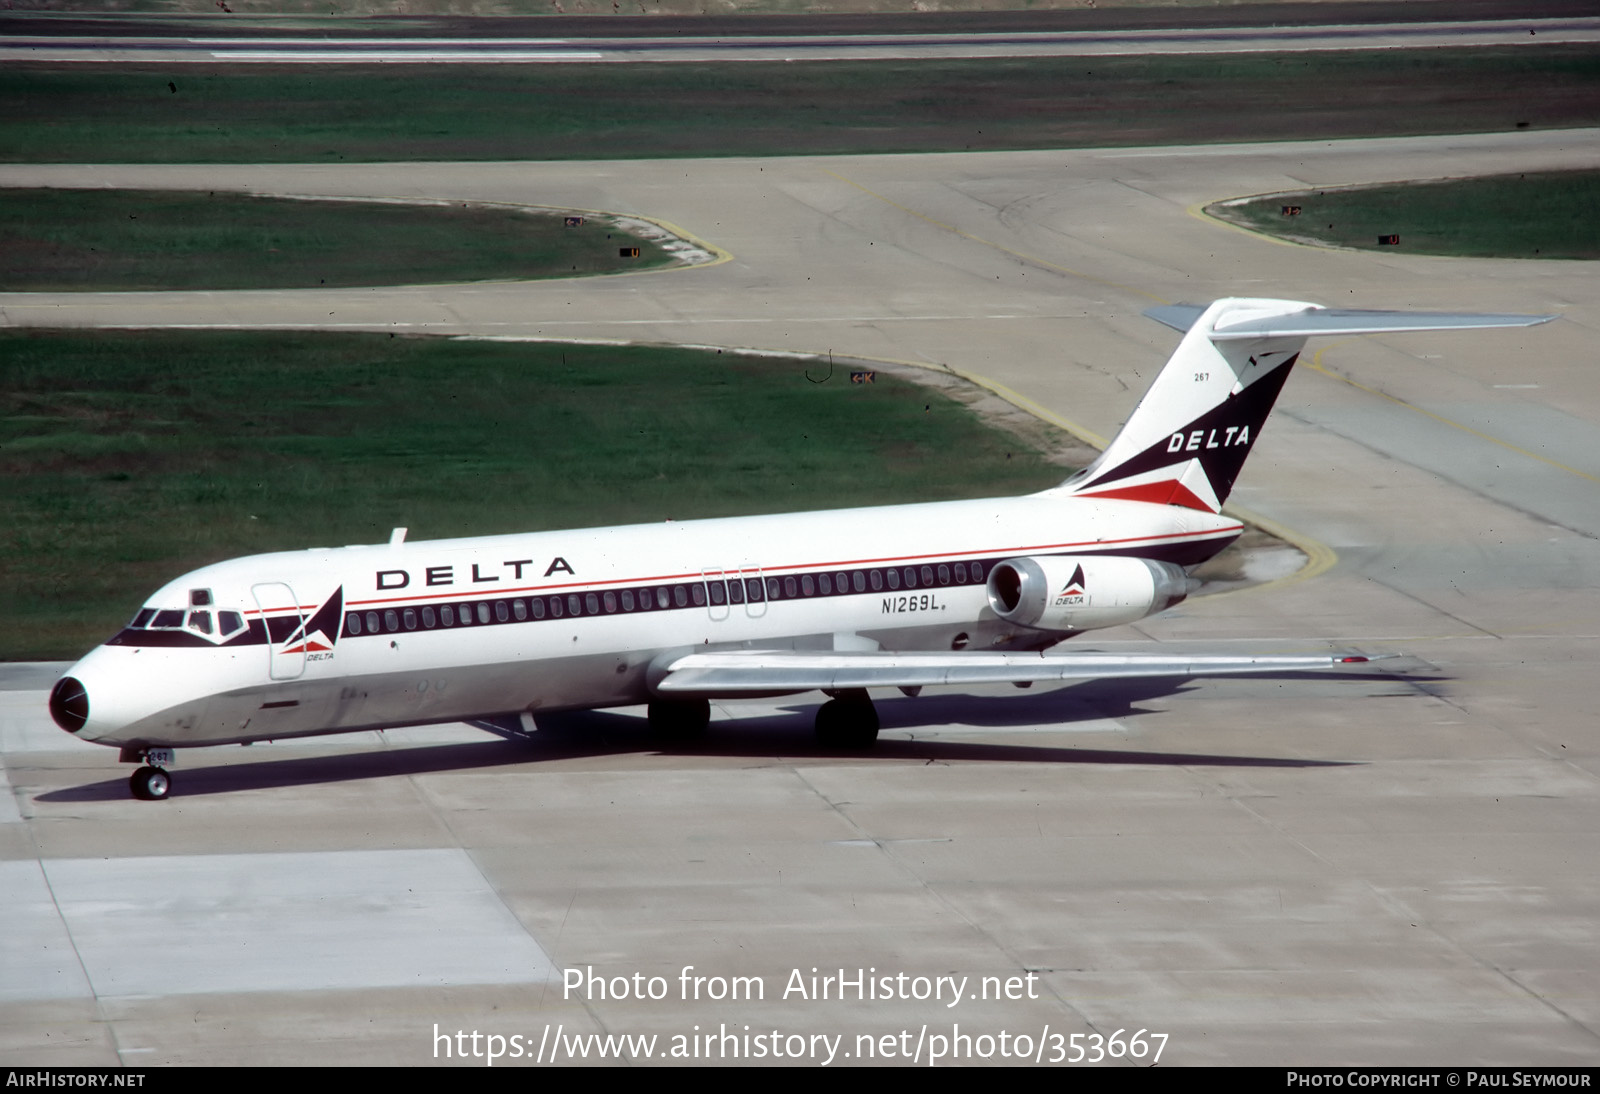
[59,491,1240,751]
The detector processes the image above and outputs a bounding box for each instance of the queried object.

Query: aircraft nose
[49,675,91,734]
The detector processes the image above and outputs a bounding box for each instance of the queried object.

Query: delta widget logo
[1052,565,1089,608]
[279,587,343,654]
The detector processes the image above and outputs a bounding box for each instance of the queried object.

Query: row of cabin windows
[342,559,996,638]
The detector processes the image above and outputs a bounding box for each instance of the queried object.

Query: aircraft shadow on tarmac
[38,674,1389,802]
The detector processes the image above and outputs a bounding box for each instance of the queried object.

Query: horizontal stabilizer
[1146,303,1555,338]
[654,648,1386,695]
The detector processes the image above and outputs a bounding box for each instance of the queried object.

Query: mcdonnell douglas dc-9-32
[47,298,1554,799]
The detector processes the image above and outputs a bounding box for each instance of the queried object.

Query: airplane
[47,297,1554,800]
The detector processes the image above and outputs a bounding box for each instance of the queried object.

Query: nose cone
[49,676,90,734]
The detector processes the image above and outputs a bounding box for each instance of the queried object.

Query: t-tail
[1051,297,1555,513]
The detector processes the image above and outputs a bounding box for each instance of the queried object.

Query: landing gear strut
[814,689,879,748]
[648,698,710,740]
[130,765,171,801]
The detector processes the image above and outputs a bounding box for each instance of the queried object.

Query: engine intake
[986,555,1190,633]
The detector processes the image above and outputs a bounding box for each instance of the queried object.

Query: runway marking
[1212,502,1339,595]
[12,20,1599,64]
[1306,345,1600,486]
[823,168,1166,303]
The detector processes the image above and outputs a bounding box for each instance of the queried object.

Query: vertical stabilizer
[1051,298,1554,513]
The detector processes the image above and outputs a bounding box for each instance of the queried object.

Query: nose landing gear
[121,747,176,801]
[130,765,171,801]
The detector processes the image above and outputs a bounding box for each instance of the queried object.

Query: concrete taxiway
[2,129,1598,1065]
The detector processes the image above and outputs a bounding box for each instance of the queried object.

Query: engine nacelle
[985,554,1190,633]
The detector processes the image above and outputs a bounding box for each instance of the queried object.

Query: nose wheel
[130,765,172,801]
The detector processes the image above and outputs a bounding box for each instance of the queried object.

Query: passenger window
[568,594,583,617]
[708,581,725,605]
[477,603,491,624]
[384,610,399,632]
[404,608,417,630]
[921,566,934,586]
[886,569,900,590]
[819,573,833,595]
[690,584,706,607]
[657,587,671,609]
[905,568,919,588]
[366,611,380,634]
[346,612,362,635]
[971,562,985,582]
[937,565,949,585]
[442,605,455,626]
[603,591,617,613]
[727,580,744,605]
[955,562,968,584]
[853,571,866,593]
[513,599,527,621]
[783,577,797,599]
[870,570,883,591]
[766,577,781,601]
[622,590,636,611]
[673,585,689,608]
[495,601,509,623]
[550,597,564,618]
[585,593,599,615]
[423,606,437,628]
[801,575,814,596]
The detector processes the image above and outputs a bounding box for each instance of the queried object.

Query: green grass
[0,331,1064,659]
[1208,170,1600,260]
[0,189,678,291]
[4,47,1597,163]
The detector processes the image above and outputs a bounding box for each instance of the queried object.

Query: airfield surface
[2,129,1598,1065]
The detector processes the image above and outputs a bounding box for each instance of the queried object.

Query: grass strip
[1207,170,1600,260]
[0,189,678,291]
[3,47,1597,163]
[0,331,1064,659]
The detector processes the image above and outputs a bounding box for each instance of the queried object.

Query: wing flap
[653,649,1382,696]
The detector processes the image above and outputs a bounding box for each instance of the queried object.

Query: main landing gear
[647,692,881,749]
[647,698,711,740]
[121,747,175,801]
[814,689,879,749]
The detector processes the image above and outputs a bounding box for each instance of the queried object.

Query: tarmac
[2,128,1598,1065]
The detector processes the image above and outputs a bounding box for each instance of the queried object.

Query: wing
[651,648,1384,696]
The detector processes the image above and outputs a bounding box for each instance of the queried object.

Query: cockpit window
[132,608,156,629]
[187,611,213,635]
[190,588,213,607]
[218,611,244,637]
[152,609,186,629]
